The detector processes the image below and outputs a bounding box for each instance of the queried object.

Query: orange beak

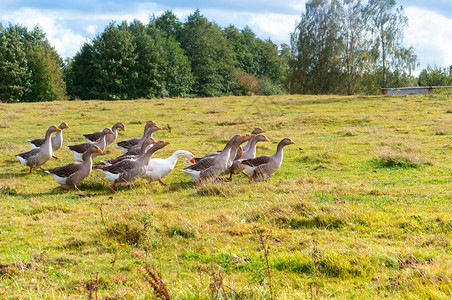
[163,141,170,145]
[265,137,270,142]
[56,127,61,131]
[122,126,126,131]
[151,121,156,125]
[290,140,296,144]
[157,126,162,130]
[191,157,196,164]
[239,149,243,156]
[109,130,114,134]
[249,134,255,138]
[97,147,103,153]
[240,134,245,138]
[65,124,70,128]
[261,129,266,133]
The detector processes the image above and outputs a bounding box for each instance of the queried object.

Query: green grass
[0,92,451,299]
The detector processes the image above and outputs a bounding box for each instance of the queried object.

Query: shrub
[235,72,261,96]
[258,76,284,95]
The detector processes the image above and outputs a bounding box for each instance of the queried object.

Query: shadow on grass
[78,181,109,193]
[165,180,196,192]
[0,172,29,178]
[11,191,62,198]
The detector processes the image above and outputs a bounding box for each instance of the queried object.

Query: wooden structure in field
[381,86,452,95]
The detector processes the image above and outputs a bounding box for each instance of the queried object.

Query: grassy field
[0,91,451,299]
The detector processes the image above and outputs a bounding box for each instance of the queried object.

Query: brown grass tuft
[144,266,171,300]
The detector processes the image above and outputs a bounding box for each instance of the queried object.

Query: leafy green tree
[93,22,138,100]
[0,25,31,102]
[161,34,194,97]
[338,0,371,94]
[0,24,65,102]
[129,20,165,98]
[68,19,193,100]
[153,10,182,40]
[418,65,452,86]
[254,38,286,84]
[66,42,102,99]
[289,0,343,94]
[22,26,66,101]
[179,10,236,96]
[364,0,416,88]
[224,25,256,75]
[289,0,417,94]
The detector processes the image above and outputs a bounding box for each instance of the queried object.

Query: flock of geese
[16,121,295,192]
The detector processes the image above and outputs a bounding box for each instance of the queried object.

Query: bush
[235,72,261,95]
[258,76,284,95]
[418,65,452,86]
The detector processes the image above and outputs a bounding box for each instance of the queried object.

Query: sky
[1,0,452,74]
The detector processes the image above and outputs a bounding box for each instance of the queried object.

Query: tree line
[1,2,451,102]
[0,24,65,102]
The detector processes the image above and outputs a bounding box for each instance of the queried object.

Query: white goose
[143,150,196,186]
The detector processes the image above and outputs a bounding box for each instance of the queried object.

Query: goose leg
[29,167,33,174]
[241,170,250,179]
[158,179,168,187]
[52,155,62,160]
[110,180,118,193]
[74,185,81,192]
[217,177,230,182]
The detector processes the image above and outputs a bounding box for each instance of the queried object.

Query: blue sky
[1,0,452,74]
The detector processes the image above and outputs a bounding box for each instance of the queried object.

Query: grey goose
[241,138,295,182]
[17,125,61,173]
[45,145,103,191]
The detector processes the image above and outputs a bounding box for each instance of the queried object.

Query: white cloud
[404,6,452,70]
[249,13,299,43]
[1,8,87,58]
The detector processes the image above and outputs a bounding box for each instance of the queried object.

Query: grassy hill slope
[0,92,451,298]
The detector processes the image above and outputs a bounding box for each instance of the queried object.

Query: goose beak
[122,126,126,131]
[191,157,196,164]
[97,147,103,153]
[163,141,170,145]
[249,134,255,138]
[265,137,270,142]
[157,126,162,130]
[153,140,157,144]
[151,121,156,125]
[109,130,114,134]
[239,149,243,156]
[56,127,61,131]
[240,134,245,138]
[65,124,70,128]
[261,129,266,133]
[290,140,296,144]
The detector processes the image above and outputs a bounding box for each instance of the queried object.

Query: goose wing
[241,155,272,168]
[68,142,90,154]
[46,162,82,177]
[83,132,101,142]
[28,138,45,148]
